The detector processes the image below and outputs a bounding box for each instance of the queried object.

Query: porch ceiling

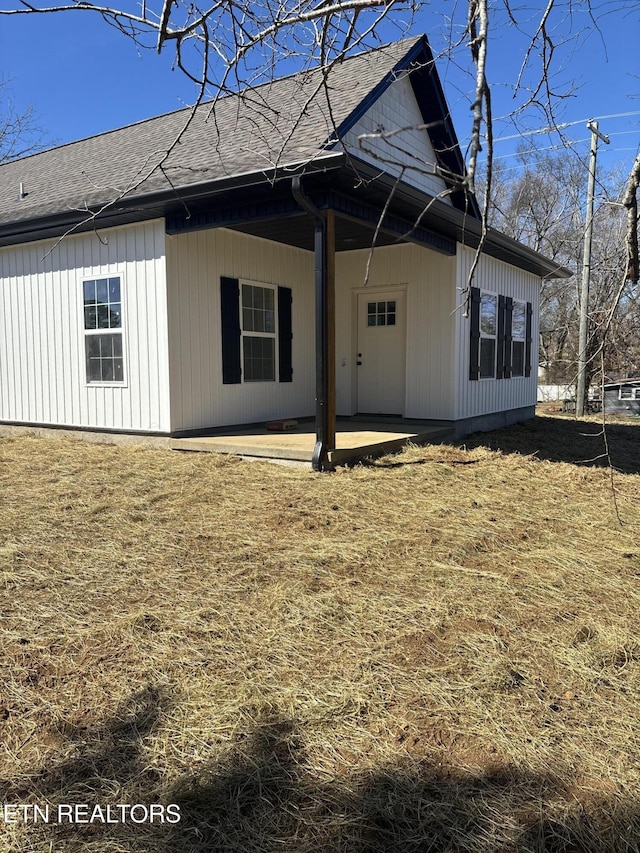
[228,211,399,251]
[164,171,457,256]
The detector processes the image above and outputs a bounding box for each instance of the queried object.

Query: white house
[0,36,569,469]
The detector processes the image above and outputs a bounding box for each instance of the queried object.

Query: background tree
[0,80,44,163]
[488,147,638,390]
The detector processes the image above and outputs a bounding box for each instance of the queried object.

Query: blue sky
[1,2,638,185]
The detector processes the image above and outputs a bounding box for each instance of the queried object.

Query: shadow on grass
[461,415,640,475]
[7,688,640,852]
[369,416,640,476]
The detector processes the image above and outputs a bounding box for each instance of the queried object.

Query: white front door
[356,289,406,415]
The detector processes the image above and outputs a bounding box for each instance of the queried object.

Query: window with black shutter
[220,277,293,384]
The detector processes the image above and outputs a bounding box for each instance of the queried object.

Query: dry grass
[1,414,640,852]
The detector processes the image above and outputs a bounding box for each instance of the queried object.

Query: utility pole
[576,120,609,416]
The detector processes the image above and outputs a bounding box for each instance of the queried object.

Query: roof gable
[340,73,453,203]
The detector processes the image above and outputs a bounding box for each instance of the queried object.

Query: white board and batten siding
[341,74,452,202]
[166,228,316,432]
[454,245,540,421]
[335,242,457,420]
[0,220,171,433]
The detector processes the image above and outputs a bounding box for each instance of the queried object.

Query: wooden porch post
[291,176,335,471]
[325,208,336,454]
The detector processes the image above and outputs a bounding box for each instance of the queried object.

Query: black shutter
[525,301,533,377]
[504,297,513,378]
[497,295,506,380]
[469,287,481,381]
[220,277,241,384]
[278,286,293,382]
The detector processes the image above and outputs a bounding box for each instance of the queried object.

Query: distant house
[0,36,568,468]
[603,380,640,416]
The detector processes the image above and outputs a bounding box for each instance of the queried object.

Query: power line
[478,131,638,166]
[491,111,640,144]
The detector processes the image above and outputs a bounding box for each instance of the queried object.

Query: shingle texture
[0,38,419,227]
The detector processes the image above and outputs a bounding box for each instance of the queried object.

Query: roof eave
[342,158,572,279]
[0,152,346,247]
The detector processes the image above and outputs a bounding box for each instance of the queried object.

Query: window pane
[96,279,109,304]
[109,304,122,329]
[87,357,102,382]
[480,338,495,378]
[85,333,124,383]
[512,341,524,376]
[84,306,97,330]
[97,305,110,329]
[512,302,526,339]
[367,300,397,328]
[243,308,254,332]
[83,280,96,304]
[480,294,497,335]
[242,285,276,334]
[243,336,275,382]
[252,309,265,333]
[108,277,121,301]
[98,334,113,357]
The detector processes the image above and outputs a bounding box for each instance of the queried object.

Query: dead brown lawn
[1,415,640,852]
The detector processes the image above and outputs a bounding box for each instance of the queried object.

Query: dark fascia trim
[326,35,481,219]
[0,154,346,247]
[346,158,572,279]
[166,197,302,233]
[318,190,456,255]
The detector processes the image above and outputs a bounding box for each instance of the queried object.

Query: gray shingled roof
[0,38,420,227]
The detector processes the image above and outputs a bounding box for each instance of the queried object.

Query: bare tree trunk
[622,153,640,284]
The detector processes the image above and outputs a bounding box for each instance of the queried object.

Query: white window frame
[619,386,640,400]
[479,291,497,379]
[511,299,526,378]
[240,280,278,383]
[81,274,127,386]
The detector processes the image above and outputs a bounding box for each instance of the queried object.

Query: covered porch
[166,163,460,471]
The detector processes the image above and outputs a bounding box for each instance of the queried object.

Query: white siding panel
[342,75,452,202]
[454,245,541,420]
[0,220,170,432]
[166,228,315,432]
[335,243,457,419]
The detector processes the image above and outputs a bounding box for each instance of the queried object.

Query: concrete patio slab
[170,420,453,466]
